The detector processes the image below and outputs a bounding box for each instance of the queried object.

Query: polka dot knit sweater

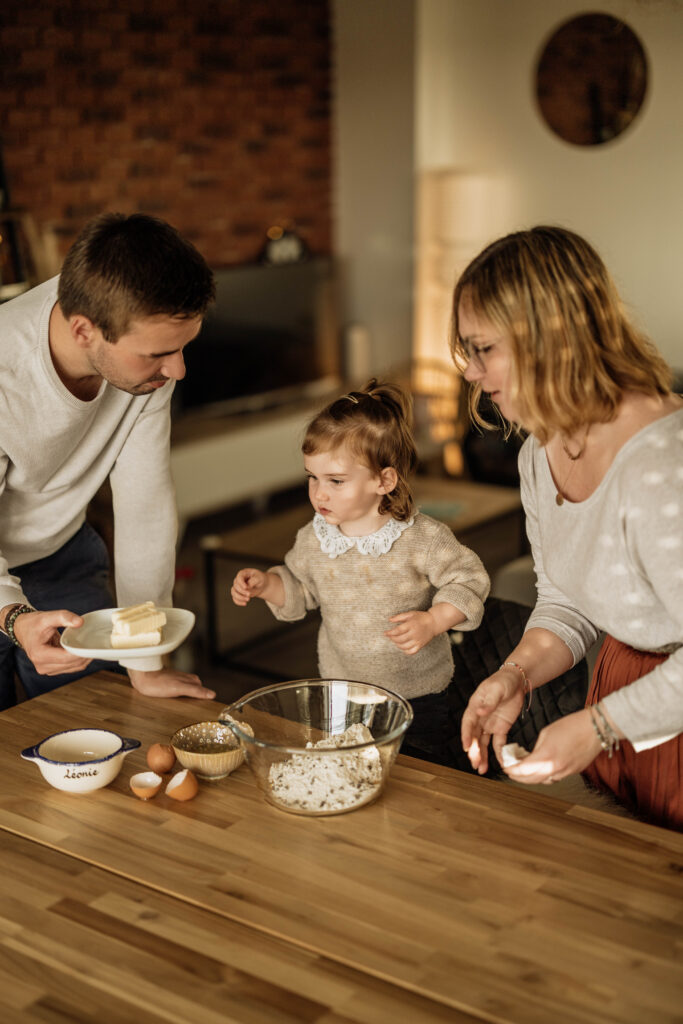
[521,409,683,750]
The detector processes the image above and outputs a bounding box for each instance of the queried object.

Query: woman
[451,225,682,830]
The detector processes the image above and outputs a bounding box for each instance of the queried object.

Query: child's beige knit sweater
[267,512,490,699]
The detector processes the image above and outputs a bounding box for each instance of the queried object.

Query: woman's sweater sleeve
[600,467,683,750]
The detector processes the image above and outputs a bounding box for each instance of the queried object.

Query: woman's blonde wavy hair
[302,379,417,520]
[450,225,672,444]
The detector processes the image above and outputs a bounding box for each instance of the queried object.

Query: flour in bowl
[268,722,383,812]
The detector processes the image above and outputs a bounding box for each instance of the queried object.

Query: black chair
[406,596,589,776]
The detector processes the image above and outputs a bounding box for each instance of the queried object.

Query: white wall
[416,0,683,369]
[332,0,416,379]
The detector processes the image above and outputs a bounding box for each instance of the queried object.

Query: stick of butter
[111,601,156,623]
[111,630,162,649]
[111,602,166,638]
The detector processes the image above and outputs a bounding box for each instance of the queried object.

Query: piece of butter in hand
[501,742,530,768]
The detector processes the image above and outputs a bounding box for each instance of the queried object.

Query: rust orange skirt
[583,635,682,831]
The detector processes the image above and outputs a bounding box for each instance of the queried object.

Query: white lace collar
[312,513,414,559]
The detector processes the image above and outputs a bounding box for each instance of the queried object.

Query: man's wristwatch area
[2,603,34,648]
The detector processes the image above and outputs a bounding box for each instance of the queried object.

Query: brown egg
[146,742,176,774]
[130,771,163,800]
[166,769,199,802]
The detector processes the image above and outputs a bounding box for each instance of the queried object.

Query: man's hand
[13,610,92,676]
[127,667,216,699]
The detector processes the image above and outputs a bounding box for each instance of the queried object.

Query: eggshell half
[130,771,163,800]
[166,768,199,801]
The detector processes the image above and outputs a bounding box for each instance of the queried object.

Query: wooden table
[1,673,681,1024]
[201,476,526,674]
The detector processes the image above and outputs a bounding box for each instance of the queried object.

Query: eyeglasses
[458,338,497,374]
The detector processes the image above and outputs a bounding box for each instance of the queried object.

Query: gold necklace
[555,424,591,506]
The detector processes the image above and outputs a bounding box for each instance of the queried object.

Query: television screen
[172,258,340,418]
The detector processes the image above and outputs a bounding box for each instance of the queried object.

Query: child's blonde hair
[302,379,417,520]
[450,225,673,444]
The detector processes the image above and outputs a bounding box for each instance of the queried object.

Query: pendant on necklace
[555,492,564,506]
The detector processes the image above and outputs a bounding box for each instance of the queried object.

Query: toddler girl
[231,380,490,762]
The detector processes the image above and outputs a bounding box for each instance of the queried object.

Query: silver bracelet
[589,704,619,759]
[594,702,620,757]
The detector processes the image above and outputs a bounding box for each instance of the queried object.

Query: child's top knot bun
[343,379,382,405]
[303,379,417,521]
[349,378,414,424]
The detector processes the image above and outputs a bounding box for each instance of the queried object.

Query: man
[0,212,217,708]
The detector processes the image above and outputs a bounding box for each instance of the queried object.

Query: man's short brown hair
[58,213,215,341]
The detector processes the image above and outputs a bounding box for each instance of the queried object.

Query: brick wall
[0,0,331,269]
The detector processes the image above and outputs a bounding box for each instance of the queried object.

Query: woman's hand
[504,708,604,785]
[127,667,216,700]
[13,609,93,675]
[461,666,526,774]
[385,611,436,655]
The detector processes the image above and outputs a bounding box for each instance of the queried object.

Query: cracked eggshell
[500,743,530,768]
[166,768,199,801]
[130,771,163,800]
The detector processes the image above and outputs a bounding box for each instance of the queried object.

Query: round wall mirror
[535,13,648,146]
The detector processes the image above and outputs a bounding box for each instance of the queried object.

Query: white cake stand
[61,608,195,672]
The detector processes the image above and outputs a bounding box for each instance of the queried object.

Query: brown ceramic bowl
[170,721,244,780]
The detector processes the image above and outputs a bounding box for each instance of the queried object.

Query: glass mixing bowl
[220,678,413,816]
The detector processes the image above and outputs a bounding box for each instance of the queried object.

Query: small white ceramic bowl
[21,728,141,793]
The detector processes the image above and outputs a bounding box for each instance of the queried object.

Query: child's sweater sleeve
[426,520,490,631]
[266,524,321,622]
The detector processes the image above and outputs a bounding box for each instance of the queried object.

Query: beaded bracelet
[4,603,34,649]
[500,660,532,717]
[0,603,22,638]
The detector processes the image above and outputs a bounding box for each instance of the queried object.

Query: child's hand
[231,568,269,606]
[385,611,437,655]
